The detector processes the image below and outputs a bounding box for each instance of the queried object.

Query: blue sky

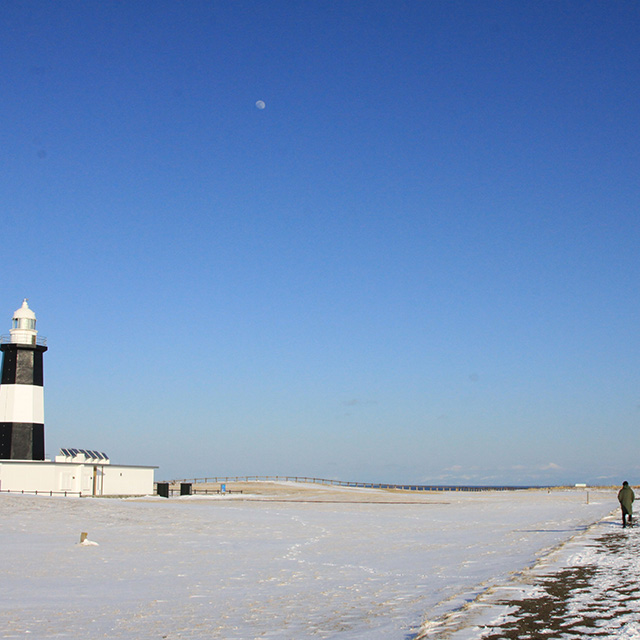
[2,1,639,485]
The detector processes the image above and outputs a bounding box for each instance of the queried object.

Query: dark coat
[618,485,635,513]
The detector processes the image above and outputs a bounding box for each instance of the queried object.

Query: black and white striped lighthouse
[0,300,47,460]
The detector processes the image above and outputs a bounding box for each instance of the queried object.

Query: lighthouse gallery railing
[0,334,47,346]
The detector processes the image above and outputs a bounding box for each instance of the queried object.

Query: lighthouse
[0,299,47,460]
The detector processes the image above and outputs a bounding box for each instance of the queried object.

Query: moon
[255,100,266,110]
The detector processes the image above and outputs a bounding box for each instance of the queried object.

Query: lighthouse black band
[0,344,47,386]
[0,423,45,460]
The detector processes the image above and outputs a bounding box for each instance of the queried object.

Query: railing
[0,489,82,496]
[155,485,244,497]
[0,334,47,346]
[163,475,534,492]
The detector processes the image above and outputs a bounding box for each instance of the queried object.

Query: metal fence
[162,475,534,492]
[0,489,82,497]
[156,487,244,497]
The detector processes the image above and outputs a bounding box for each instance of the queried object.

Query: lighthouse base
[0,423,45,460]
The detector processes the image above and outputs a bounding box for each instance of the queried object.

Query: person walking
[618,481,635,528]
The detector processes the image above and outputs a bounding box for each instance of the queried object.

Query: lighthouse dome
[13,299,36,321]
[10,299,37,339]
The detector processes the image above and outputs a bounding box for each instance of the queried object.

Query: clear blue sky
[3,1,639,485]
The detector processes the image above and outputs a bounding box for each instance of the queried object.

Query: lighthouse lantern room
[0,299,47,460]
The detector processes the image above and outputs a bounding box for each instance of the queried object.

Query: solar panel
[58,448,110,461]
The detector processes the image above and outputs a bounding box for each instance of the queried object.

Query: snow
[426,508,640,640]
[0,486,618,639]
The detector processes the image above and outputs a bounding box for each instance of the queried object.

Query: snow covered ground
[0,485,617,639]
[418,507,640,640]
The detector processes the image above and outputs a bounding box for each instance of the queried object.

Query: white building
[0,457,155,496]
[0,301,156,496]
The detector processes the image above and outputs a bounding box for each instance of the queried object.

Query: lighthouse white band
[0,385,45,424]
